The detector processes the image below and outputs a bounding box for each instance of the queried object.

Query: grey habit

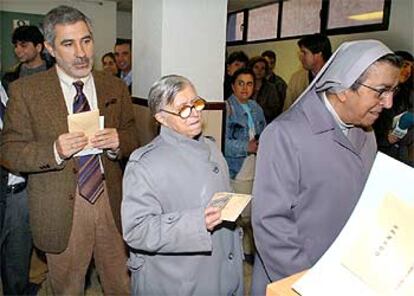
[251,40,393,295]
[122,126,243,296]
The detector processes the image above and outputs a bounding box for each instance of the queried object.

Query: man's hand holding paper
[67,109,106,156]
[90,128,120,152]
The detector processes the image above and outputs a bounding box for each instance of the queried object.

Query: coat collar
[301,89,367,155]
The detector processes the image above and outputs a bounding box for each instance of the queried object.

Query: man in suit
[1,6,138,294]
[251,40,402,295]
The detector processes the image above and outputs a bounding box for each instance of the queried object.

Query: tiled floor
[36,261,253,296]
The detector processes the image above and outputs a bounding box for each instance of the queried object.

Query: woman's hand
[247,138,259,154]
[204,206,223,231]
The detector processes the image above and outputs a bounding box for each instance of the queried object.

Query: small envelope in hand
[67,109,100,149]
[208,192,252,222]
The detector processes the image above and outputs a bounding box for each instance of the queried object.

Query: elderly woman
[121,75,243,295]
[251,40,401,295]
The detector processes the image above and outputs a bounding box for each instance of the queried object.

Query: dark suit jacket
[0,67,139,253]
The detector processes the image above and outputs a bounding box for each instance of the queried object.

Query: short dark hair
[12,25,45,48]
[226,51,249,66]
[115,38,132,47]
[261,50,276,61]
[231,67,255,85]
[298,33,332,62]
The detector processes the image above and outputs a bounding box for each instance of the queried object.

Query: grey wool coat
[251,89,377,295]
[122,126,244,296]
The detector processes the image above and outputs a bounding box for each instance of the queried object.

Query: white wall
[1,0,117,70]
[133,0,227,101]
[117,11,132,39]
[227,0,414,83]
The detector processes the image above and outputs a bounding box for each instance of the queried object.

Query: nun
[251,40,402,295]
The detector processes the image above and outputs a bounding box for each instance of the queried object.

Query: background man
[1,6,138,294]
[261,50,287,107]
[2,25,54,92]
[114,38,132,92]
[1,25,54,295]
[251,40,401,295]
[283,33,331,111]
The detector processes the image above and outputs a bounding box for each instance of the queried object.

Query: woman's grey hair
[43,5,93,46]
[148,75,195,116]
[349,53,403,91]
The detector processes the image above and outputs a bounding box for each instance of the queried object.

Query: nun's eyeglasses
[356,82,399,99]
[161,97,206,119]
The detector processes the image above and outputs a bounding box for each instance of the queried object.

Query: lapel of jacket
[93,71,119,128]
[93,71,106,114]
[43,67,69,136]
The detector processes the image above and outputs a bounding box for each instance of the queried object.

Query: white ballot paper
[208,192,252,222]
[67,110,104,156]
[292,153,414,296]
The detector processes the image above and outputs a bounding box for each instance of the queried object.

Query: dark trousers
[0,188,32,295]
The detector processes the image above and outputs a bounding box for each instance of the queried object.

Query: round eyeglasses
[161,97,206,119]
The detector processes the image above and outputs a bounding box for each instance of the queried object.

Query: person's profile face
[263,56,276,71]
[102,56,118,75]
[299,46,316,71]
[342,62,400,128]
[114,43,131,73]
[155,85,203,139]
[45,21,94,79]
[14,41,41,64]
[399,60,413,83]
[227,60,246,76]
[232,73,254,103]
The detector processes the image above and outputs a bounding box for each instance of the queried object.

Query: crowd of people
[0,4,412,296]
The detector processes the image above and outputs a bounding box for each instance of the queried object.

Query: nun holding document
[251,40,402,295]
[121,75,243,296]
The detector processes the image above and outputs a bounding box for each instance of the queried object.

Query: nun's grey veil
[292,39,393,107]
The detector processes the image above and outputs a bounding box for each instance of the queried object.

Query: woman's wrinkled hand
[204,206,223,231]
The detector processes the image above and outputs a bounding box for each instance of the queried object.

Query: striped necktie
[73,81,104,203]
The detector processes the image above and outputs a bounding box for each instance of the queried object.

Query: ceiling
[113,0,278,13]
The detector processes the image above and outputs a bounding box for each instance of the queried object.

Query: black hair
[115,38,132,47]
[298,33,332,62]
[231,67,255,85]
[261,50,276,61]
[226,51,249,66]
[12,25,45,48]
